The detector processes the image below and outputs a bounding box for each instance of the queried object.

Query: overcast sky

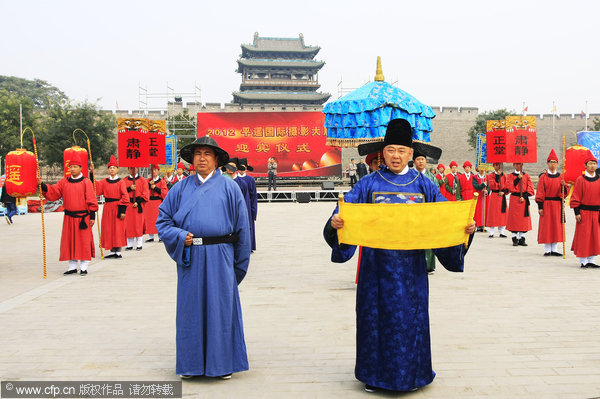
[2,0,597,116]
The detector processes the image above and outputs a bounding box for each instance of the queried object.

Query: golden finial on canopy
[374,56,385,82]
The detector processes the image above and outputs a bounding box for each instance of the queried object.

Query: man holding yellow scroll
[324,118,476,393]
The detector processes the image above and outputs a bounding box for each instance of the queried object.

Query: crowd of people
[1,118,598,394]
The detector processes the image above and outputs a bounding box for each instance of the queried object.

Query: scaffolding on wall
[138,82,201,137]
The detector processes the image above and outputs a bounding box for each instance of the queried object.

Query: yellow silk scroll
[337,197,477,250]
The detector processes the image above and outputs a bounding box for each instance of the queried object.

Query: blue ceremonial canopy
[323,57,436,147]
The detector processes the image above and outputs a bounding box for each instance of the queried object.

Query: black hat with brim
[238,158,254,172]
[180,136,229,166]
[412,141,442,163]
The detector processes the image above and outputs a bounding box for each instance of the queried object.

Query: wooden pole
[561,136,566,259]
[23,128,47,278]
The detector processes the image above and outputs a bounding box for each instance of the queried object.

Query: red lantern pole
[73,129,104,260]
[22,127,47,278]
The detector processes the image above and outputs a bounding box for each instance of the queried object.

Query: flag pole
[585,101,588,131]
[73,129,104,259]
[23,127,47,278]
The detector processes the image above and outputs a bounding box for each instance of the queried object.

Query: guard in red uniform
[570,155,600,268]
[443,161,461,201]
[124,167,149,250]
[39,152,98,275]
[486,162,508,238]
[172,162,186,184]
[506,163,535,246]
[459,161,475,200]
[435,164,447,198]
[535,150,567,256]
[144,164,168,242]
[472,165,488,232]
[95,155,128,259]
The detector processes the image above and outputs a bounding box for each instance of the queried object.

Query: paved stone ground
[1,201,599,399]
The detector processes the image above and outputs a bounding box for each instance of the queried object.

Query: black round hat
[180,136,229,166]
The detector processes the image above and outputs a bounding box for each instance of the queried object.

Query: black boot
[512,237,518,246]
[518,237,528,246]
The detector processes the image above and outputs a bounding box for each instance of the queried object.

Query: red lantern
[64,146,89,178]
[564,145,594,185]
[5,148,38,197]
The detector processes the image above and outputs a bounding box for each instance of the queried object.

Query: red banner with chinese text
[197,112,341,177]
[504,116,537,163]
[148,120,167,165]
[118,118,150,168]
[486,116,537,163]
[118,130,150,167]
[485,120,507,163]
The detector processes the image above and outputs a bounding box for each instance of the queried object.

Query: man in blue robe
[156,136,251,380]
[324,119,475,393]
[238,158,258,251]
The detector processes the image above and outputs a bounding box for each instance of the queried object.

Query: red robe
[535,172,566,244]
[97,177,129,249]
[144,177,168,235]
[506,172,535,232]
[123,175,149,238]
[459,173,475,200]
[43,176,98,261]
[443,173,460,201]
[486,172,508,227]
[472,173,487,227]
[570,174,600,257]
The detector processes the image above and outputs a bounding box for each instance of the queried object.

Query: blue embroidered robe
[156,172,251,377]
[323,167,469,391]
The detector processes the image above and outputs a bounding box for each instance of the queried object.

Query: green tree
[467,109,513,148]
[0,90,38,171]
[0,76,68,108]
[38,102,117,168]
[592,117,600,131]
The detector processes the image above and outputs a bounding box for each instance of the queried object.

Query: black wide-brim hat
[180,136,229,166]
[238,158,254,172]
[358,140,442,164]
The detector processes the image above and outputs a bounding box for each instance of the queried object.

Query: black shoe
[158,239,162,242]
[365,385,377,393]
[125,247,133,251]
[512,237,519,246]
[136,246,143,251]
[219,374,232,380]
[488,235,494,239]
[180,375,193,379]
[550,252,562,257]
[145,238,154,242]
[499,234,507,238]
[80,270,87,276]
[543,252,551,256]
[518,237,527,246]
[581,263,588,269]
[115,254,122,259]
[586,263,600,269]
[63,269,78,275]
[476,227,484,232]
[104,254,117,259]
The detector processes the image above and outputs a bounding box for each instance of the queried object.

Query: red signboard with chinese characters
[485,119,507,163]
[117,118,150,168]
[486,116,537,164]
[197,112,341,177]
[148,120,167,165]
[504,116,537,163]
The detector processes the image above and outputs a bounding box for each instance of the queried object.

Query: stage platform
[257,189,348,202]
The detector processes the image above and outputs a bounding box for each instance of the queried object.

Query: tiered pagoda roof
[232,33,330,106]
